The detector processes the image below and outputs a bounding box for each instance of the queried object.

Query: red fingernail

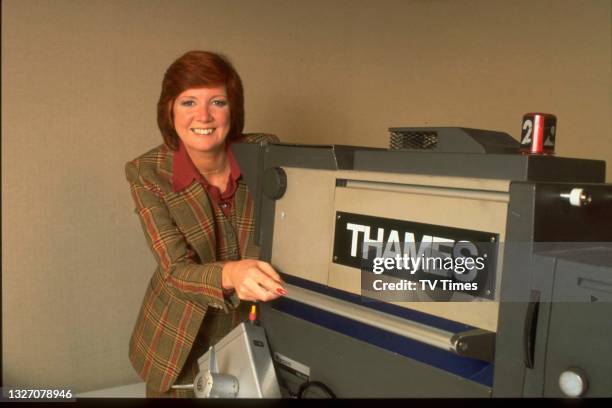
[277,288,287,296]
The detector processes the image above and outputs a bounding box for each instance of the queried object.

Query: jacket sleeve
[126,160,240,312]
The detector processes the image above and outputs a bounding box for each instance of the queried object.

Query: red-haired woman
[125,51,286,397]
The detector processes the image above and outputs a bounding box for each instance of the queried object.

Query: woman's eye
[212,99,228,107]
[180,100,195,107]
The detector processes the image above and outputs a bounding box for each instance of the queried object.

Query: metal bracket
[450,329,496,363]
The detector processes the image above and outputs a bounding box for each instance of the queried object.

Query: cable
[297,381,336,399]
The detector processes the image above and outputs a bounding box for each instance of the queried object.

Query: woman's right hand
[221,260,287,302]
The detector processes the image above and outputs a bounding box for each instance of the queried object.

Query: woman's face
[172,86,231,156]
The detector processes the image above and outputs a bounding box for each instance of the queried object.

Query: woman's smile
[191,127,215,135]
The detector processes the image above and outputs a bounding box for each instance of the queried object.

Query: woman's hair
[157,50,244,150]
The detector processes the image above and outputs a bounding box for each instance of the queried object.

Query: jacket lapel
[158,144,256,263]
[165,182,218,262]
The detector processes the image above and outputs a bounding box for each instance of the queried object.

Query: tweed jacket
[126,134,276,393]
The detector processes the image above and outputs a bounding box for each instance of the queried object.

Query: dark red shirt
[172,140,241,217]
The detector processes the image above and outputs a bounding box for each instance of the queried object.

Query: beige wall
[2,0,610,392]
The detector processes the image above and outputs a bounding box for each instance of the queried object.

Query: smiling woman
[172,86,232,191]
[125,51,285,398]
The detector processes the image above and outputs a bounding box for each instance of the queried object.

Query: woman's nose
[195,105,212,122]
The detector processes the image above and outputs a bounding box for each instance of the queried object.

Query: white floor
[77,382,146,398]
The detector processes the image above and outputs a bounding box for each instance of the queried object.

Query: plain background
[2,0,611,392]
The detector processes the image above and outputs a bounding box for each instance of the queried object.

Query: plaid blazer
[126,134,276,393]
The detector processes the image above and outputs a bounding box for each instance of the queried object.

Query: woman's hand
[221,260,286,302]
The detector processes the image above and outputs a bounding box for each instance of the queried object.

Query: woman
[125,50,286,397]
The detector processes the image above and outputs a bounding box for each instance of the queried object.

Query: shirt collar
[172,140,241,193]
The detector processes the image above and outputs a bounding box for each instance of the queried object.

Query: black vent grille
[389,130,438,150]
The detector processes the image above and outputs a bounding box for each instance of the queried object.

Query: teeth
[192,128,214,135]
